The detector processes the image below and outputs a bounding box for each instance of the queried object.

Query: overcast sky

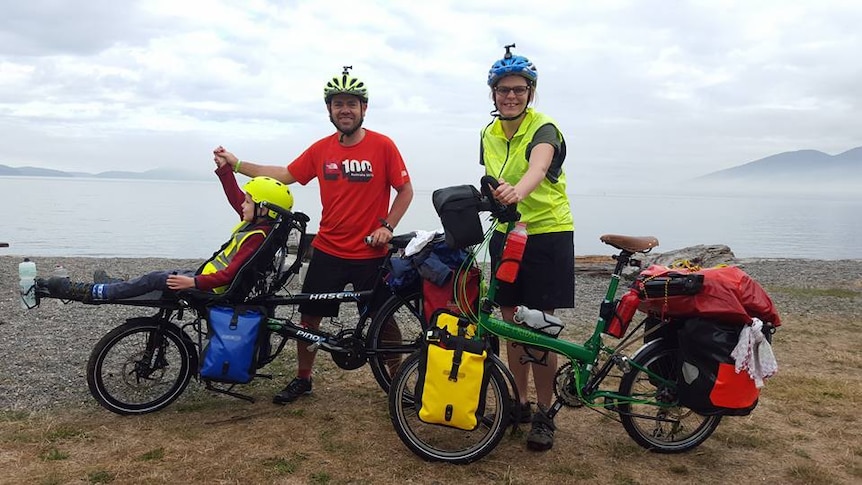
[1,0,860,192]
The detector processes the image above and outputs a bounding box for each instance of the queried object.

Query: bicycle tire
[86,319,196,415]
[617,339,722,452]
[365,290,426,392]
[388,352,511,464]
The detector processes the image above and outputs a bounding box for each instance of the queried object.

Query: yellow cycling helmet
[324,65,368,103]
[244,176,294,219]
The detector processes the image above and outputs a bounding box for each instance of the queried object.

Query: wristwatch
[379,218,394,232]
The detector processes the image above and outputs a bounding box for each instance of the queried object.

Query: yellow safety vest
[481,109,574,235]
[201,222,267,293]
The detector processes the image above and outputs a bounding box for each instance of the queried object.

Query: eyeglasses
[494,85,530,96]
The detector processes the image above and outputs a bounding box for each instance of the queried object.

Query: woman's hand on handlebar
[491,178,524,205]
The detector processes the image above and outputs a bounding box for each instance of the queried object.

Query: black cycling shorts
[298,249,386,317]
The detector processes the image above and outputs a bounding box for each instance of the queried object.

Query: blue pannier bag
[200,306,265,384]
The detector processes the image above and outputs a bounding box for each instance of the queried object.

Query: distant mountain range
[697,146,862,188]
[0,164,208,181]
[4,145,861,189]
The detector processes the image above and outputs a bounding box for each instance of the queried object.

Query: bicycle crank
[330,336,367,370]
[553,362,584,408]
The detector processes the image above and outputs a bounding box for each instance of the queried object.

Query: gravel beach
[1,254,860,412]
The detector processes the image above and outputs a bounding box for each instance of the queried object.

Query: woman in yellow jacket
[482,44,574,452]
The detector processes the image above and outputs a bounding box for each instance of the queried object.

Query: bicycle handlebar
[478,175,521,223]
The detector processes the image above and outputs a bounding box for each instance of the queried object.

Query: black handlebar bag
[432,185,484,249]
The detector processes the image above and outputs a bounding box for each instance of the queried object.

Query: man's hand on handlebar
[365,227,393,247]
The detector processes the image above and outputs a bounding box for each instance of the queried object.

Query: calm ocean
[2,177,860,260]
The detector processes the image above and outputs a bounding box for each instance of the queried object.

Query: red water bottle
[605,289,641,338]
[495,222,527,283]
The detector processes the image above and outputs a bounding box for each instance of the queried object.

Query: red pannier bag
[635,265,781,326]
[423,266,481,322]
[677,317,761,415]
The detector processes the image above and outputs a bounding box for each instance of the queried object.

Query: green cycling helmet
[244,176,294,219]
[324,65,368,103]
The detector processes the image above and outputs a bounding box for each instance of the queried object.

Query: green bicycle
[388,178,724,464]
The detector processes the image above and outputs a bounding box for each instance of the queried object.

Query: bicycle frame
[176,238,421,356]
[474,221,667,417]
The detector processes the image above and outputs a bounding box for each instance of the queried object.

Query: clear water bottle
[496,222,528,283]
[513,306,564,337]
[18,258,37,310]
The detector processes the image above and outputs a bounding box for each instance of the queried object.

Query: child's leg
[95,269,191,300]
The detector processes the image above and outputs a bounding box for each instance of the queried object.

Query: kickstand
[204,381,256,403]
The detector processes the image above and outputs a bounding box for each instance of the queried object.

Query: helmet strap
[494,109,527,121]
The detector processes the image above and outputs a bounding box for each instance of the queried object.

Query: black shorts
[298,249,386,317]
[489,230,575,310]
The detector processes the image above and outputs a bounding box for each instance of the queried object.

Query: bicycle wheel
[617,340,722,452]
[87,318,196,415]
[365,290,425,392]
[388,353,510,464]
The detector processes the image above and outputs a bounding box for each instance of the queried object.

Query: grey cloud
[0,1,171,57]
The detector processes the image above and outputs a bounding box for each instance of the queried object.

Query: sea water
[1,177,860,260]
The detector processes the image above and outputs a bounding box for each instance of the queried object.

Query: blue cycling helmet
[487,43,538,87]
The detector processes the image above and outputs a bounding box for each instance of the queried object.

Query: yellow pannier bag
[415,309,490,430]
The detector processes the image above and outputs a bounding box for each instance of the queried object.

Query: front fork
[139,311,174,379]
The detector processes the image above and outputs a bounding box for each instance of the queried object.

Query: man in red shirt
[214,67,413,404]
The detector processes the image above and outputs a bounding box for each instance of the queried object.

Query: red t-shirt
[288,129,410,259]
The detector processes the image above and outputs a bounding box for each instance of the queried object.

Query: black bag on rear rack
[677,317,759,416]
[432,185,484,249]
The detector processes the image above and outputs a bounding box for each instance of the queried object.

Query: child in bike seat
[38,160,293,302]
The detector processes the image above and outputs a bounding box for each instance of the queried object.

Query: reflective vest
[481,109,573,235]
[201,222,268,293]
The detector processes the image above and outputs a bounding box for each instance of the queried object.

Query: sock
[92,284,106,300]
[297,369,312,380]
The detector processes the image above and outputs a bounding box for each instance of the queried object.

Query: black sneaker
[513,401,532,424]
[273,377,312,405]
[526,404,556,451]
[94,270,123,284]
[46,277,93,302]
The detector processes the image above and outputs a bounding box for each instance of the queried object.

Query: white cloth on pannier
[405,229,444,256]
[731,317,778,388]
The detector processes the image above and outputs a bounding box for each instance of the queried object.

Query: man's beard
[330,114,365,137]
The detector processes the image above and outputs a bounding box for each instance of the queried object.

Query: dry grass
[1,292,860,484]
